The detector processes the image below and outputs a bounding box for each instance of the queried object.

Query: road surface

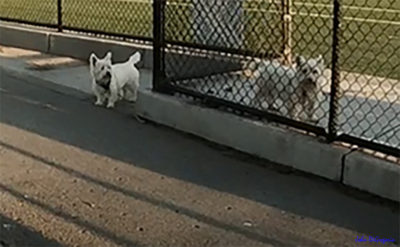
[0,69,398,246]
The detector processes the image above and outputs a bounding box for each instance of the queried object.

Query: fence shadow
[0,144,305,247]
[0,182,143,247]
[0,214,61,247]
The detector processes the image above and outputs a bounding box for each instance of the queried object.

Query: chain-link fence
[0,0,58,27]
[0,0,153,41]
[1,0,399,156]
[155,0,399,157]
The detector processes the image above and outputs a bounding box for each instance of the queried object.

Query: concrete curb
[136,89,400,202]
[1,22,399,203]
[343,152,400,202]
[136,88,346,181]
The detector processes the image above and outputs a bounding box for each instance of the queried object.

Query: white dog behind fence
[249,55,326,122]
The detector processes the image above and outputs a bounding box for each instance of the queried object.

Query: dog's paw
[309,117,319,124]
[106,103,115,109]
[118,91,125,100]
[125,95,137,103]
[94,101,104,106]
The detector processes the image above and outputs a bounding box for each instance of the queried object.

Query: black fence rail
[1,0,399,157]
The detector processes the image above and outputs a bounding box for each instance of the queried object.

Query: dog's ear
[316,55,324,64]
[296,55,306,66]
[316,55,325,69]
[89,53,98,66]
[105,51,112,61]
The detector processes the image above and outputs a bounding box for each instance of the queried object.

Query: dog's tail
[129,52,141,65]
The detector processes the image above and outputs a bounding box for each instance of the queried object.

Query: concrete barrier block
[343,152,400,202]
[0,25,48,52]
[46,32,153,68]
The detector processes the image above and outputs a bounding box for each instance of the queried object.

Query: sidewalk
[0,46,398,246]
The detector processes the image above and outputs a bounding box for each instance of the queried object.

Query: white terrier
[250,55,325,122]
[89,51,141,109]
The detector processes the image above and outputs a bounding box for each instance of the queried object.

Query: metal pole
[328,0,341,141]
[153,0,166,92]
[57,0,62,32]
[281,0,292,65]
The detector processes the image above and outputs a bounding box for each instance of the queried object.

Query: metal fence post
[153,0,167,92]
[57,0,62,32]
[281,0,292,65]
[328,0,341,141]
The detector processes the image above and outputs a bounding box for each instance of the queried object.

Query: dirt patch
[0,45,85,70]
[0,45,41,58]
[26,57,85,71]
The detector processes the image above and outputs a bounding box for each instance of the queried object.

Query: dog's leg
[266,90,277,112]
[118,88,125,100]
[131,87,138,102]
[287,100,298,120]
[106,84,119,108]
[124,83,144,123]
[95,92,107,106]
[250,86,265,109]
[93,84,106,106]
[95,94,104,106]
[305,98,318,123]
[249,96,258,108]
[124,83,138,103]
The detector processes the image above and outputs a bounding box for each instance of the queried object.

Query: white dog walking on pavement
[89,51,141,108]
[89,51,144,122]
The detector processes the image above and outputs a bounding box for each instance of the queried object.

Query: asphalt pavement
[0,64,398,246]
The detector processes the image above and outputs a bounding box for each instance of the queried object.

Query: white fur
[251,55,325,121]
[89,51,141,109]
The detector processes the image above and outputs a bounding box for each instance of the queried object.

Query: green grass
[0,0,57,24]
[0,0,399,79]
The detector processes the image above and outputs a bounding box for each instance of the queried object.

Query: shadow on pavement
[0,214,61,247]
[0,145,300,247]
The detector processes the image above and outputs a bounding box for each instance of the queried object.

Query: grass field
[0,0,399,80]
